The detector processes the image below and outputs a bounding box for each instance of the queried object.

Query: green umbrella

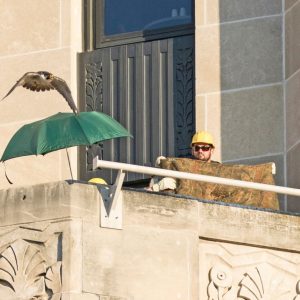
[1,111,132,162]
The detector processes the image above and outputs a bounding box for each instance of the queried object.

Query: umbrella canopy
[1,111,132,162]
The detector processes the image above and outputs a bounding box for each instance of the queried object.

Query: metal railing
[93,158,300,197]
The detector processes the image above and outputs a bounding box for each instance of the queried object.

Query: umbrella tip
[3,163,13,185]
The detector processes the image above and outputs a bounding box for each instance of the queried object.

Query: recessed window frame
[89,0,194,49]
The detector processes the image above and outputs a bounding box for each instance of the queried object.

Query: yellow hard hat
[191,131,214,147]
[88,177,108,185]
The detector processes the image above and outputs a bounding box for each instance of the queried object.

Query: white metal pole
[94,159,300,197]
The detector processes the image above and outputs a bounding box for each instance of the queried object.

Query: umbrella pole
[65,149,74,181]
[3,162,13,184]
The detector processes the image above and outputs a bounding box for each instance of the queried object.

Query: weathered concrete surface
[83,190,200,299]
[0,181,101,226]
[0,181,299,300]
[197,200,300,251]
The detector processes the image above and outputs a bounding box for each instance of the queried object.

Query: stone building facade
[0,181,299,299]
[0,1,300,212]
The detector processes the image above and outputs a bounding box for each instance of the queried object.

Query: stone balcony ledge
[0,180,299,250]
[0,181,299,299]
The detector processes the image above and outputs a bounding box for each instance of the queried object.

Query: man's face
[192,143,214,162]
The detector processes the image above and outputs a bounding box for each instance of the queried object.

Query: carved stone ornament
[85,62,103,112]
[85,62,104,172]
[208,265,238,300]
[0,239,62,300]
[175,46,194,157]
[208,265,299,300]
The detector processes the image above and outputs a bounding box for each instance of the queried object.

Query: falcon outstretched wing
[50,76,78,114]
[1,71,78,114]
[1,72,53,101]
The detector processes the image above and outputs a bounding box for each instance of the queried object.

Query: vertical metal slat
[78,35,195,184]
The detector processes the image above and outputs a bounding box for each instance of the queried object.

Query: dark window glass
[104,0,192,35]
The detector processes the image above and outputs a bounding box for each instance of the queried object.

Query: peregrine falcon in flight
[1,71,78,114]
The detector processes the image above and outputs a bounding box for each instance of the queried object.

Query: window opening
[104,0,192,36]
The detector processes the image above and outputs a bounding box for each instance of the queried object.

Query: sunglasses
[194,145,211,152]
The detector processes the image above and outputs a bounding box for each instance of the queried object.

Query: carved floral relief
[175,45,194,157]
[208,264,299,300]
[85,62,103,112]
[0,239,62,300]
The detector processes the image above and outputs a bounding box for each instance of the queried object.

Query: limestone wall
[195,0,286,209]
[0,181,299,299]
[285,0,300,211]
[0,0,81,189]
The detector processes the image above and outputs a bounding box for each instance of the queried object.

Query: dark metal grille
[78,35,195,183]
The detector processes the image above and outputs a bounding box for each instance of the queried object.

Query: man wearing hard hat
[148,131,217,192]
[190,131,216,163]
